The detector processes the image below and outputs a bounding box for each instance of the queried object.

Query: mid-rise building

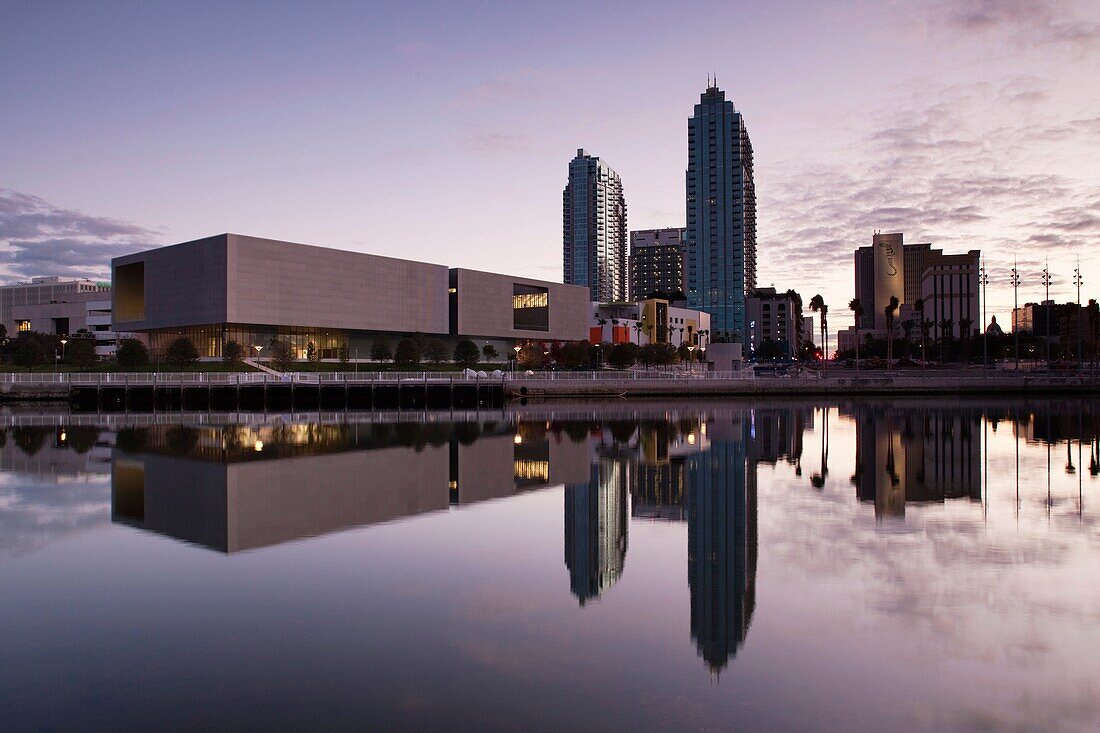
[921,250,980,340]
[563,149,627,302]
[844,233,981,351]
[1,276,127,355]
[745,287,803,360]
[686,83,756,341]
[630,228,685,300]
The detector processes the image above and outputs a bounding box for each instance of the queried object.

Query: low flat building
[590,298,710,347]
[112,234,589,358]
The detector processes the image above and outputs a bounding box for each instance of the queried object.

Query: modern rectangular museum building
[112,234,589,359]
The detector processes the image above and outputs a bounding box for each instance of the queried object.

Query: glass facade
[563,149,627,302]
[686,85,756,341]
[147,324,349,360]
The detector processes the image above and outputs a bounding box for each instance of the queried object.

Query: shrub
[453,339,480,368]
[560,340,591,369]
[305,341,318,362]
[482,344,499,361]
[116,339,149,370]
[165,337,200,368]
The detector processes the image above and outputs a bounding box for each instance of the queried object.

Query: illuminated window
[513,284,549,331]
[17,320,31,333]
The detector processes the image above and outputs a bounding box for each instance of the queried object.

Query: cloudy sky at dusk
[2,0,1098,328]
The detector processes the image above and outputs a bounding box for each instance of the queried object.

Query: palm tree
[939,318,955,362]
[849,298,864,373]
[914,298,926,366]
[810,294,828,373]
[922,318,935,363]
[959,317,973,362]
[884,295,899,366]
[597,318,607,342]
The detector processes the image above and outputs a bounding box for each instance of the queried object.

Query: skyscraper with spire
[685,80,756,340]
[563,149,627,302]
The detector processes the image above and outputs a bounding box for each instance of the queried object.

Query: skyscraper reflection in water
[564,456,628,605]
[686,414,757,673]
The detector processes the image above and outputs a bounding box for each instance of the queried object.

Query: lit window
[17,320,31,333]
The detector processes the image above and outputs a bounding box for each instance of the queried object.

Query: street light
[512,344,521,374]
[979,261,989,370]
[1010,260,1020,370]
[687,345,696,374]
[58,338,67,373]
[1042,260,1052,367]
[1074,257,1084,373]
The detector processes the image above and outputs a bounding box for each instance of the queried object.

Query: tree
[758,337,782,361]
[66,338,97,370]
[453,339,480,368]
[423,338,448,365]
[116,339,149,370]
[848,298,864,372]
[884,295,899,365]
[810,295,828,368]
[13,336,49,368]
[223,340,245,366]
[482,343,499,362]
[901,319,915,360]
[608,342,638,369]
[561,340,591,369]
[370,338,392,364]
[959,317,974,361]
[268,340,295,371]
[165,337,200,368]
[394,338,421,367]
[517,344,545,369]
[305,341,318,362]
[939,318,954,361]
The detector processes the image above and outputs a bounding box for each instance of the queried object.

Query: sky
[1,0,1098,329]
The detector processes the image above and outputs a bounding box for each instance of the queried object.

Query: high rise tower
[686,83,756,340]
[564,149,627,302]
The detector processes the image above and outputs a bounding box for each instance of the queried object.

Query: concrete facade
[450,268,589,343]
[113,234,450,335]
[113,234,587,358]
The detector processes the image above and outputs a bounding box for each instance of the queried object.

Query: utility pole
[980,260,989,370]
[1074,257,1083,374]
[1011,261,1020,370]
[1042,260,1052,368]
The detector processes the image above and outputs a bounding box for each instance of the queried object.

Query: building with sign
[112,234,589,359]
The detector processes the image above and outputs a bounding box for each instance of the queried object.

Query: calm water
[1,399,1099,732]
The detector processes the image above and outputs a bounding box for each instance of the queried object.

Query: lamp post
[1074,257,1083,374]
[58,338,67,373]
[1042,260,1052,368]
[1010,261,1020,370]
[512,344,521,374]
[687,345,696,374]
[979,260,989,370]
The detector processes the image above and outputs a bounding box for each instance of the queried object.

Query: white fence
[0,370,758,385]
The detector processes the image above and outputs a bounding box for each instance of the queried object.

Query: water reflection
[0,396,1097,690]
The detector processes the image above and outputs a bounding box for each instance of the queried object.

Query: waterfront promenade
[1,368,1098,405]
